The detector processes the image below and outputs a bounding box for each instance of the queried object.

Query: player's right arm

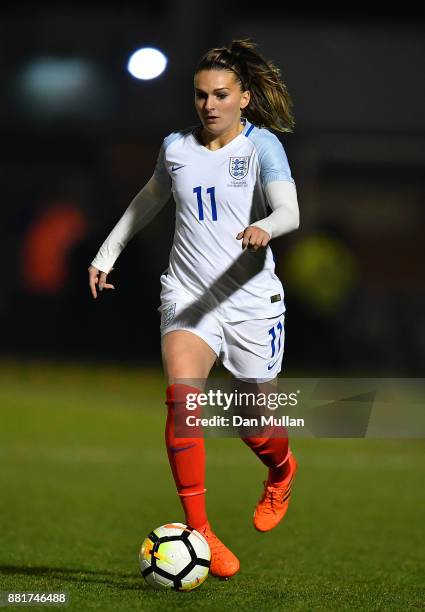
[89,144,171,299]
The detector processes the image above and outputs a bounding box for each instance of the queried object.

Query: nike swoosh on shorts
[171,164,186,171]
[267,358,280,370]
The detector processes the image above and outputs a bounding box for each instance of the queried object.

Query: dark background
[1,2,424,375]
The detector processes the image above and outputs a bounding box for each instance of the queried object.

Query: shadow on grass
[0,564,149,591]
[0,564,238,594]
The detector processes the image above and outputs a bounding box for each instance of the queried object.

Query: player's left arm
[236,132,299,251]
[236,181,299,251]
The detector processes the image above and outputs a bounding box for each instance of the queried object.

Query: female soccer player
[88,39,299,578]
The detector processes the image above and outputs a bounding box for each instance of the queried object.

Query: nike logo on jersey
[171,164,186,171]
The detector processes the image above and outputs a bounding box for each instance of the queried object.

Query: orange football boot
[253,451,298,532]
[197,522,240,578]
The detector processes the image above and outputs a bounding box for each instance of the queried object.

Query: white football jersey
[155,118,295,322]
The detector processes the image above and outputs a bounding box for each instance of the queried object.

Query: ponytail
[195,39,295,133]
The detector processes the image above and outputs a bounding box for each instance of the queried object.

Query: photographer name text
[186,415,304,428]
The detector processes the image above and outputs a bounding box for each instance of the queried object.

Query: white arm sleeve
[250,181,299,239]
[91,174,171,273]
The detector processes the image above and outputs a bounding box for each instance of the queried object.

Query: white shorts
[159,296,285,383]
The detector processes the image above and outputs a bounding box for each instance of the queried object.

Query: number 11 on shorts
[268,321,283,358]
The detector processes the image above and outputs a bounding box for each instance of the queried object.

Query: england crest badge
[229,156,249,180]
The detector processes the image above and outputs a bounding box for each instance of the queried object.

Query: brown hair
[195,39,295,133]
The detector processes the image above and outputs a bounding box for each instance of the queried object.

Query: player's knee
[165,355,210,382]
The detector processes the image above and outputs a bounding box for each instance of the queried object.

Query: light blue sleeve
[249,128,294,187]
[153,131,184,187]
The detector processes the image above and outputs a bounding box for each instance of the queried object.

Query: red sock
[242,433,290,485]
[165,383,208,530]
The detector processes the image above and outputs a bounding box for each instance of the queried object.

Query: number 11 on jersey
[193,186,217,221]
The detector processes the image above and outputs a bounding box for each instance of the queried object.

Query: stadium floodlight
[127,47,167,80]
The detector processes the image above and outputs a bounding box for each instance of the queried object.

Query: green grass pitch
[0,361,424,611]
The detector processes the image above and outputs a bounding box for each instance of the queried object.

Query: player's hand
[236,226,271,252]
[88,265,115,299]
